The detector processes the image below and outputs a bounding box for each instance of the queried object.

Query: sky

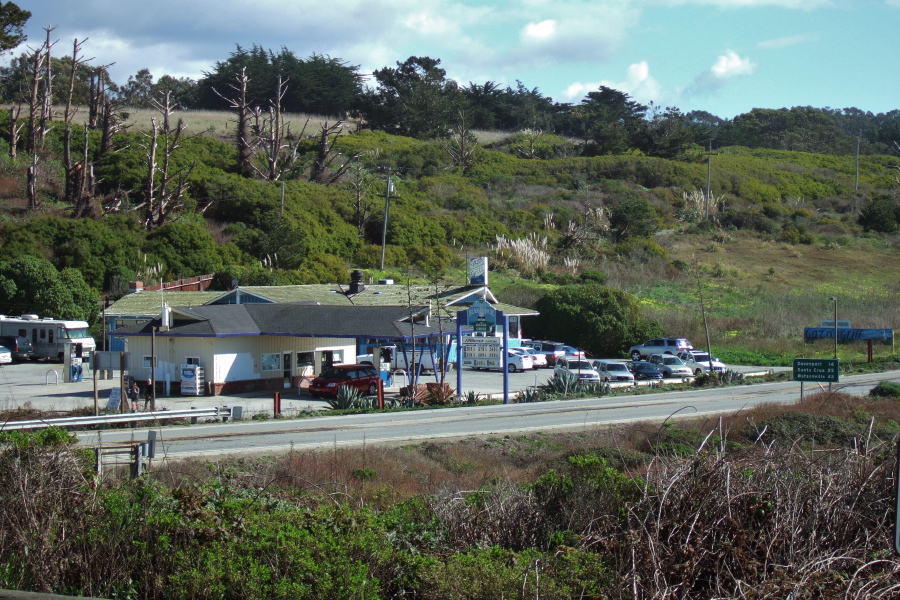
[8,0,899,119]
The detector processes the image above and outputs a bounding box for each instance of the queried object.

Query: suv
[676,350,726,375]
[591,360,635,384]
[629,338,693,361]
[553,357,601,383]
[309,364,381,398]
[524,340,567,366]
[648,354,693,378]
[0,335,33,361]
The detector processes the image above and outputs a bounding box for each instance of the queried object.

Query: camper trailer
[0,315,96,361]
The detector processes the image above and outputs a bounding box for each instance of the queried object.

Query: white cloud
[885,0,900,8]
[757,34,815,49]
[403,13,456,35]
[648,0,832,8]
[522,19,557,41]
[563,61,665,104]
[710,51,756,78]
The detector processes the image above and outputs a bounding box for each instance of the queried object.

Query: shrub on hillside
[869,380,900,399]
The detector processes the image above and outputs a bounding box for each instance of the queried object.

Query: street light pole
[829,297,837,359]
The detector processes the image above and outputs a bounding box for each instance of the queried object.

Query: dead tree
[246,75,313,182]
[142,92,194,229]
[7,100,24,160]
[24,36,49,155]
[62,39,92,206]
[308,120,356,184]
[343,154,377,238]
[213,67,254,177]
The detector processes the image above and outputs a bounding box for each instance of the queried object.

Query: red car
[308,364,381,398]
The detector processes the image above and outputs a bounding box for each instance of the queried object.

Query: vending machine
[180,364,205,396]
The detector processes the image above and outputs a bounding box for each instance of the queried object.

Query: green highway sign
[792,358,839,383]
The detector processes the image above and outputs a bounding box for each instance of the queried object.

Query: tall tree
[574,86,647,156]
[362,56,462,139]
[0,2,29,52]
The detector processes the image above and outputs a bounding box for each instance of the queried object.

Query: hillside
[0,109,898,365]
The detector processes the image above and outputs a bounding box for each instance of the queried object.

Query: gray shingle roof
[111,303,449,340]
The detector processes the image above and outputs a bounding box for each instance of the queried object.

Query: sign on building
[468,257,488,285]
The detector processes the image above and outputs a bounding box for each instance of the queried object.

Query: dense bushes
[2,393,899,599]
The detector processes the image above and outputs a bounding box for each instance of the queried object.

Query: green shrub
[869,380,900,399]
[752,411,861,446]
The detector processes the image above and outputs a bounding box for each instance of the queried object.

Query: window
[142,356,157,368]
[185,356,200,366]
[40,328,46,340]
[48,329,54,343]
[261,353,281,371]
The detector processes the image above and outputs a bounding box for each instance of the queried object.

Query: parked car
[561,345,586,359]
[648,354,694,378]
[626,361,664,380]
[629,338,693,361]
[510,347,543,370]
[676,350,726,375]
[591,360,635,384]
[0,335,33,361]
[518,347,548,369]
[308,364,381,398]
[0,345,11,364]
[553,357,601,383]
[523,340,568,366]
[505,350,533,373]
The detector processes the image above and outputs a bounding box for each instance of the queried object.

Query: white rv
[0,315,96,361]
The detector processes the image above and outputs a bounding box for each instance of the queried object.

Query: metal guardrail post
[147,430,157,459]
[190,407,198,425]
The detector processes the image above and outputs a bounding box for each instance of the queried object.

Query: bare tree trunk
[213,67,254,177]
[309,120,355,184]
[25,41,46,154]
[143,92,192,229]
[7,102,23,160]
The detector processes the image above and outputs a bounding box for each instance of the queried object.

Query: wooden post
[119,352,127,413]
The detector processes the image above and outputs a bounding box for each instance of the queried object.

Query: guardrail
[0,406,241,432]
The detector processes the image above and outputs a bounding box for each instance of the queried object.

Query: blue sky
[10,0,899,119]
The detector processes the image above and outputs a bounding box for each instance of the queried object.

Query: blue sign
[804,328,893,342]
[467,297,496,332]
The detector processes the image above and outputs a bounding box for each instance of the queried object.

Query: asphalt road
[71,369,898,460]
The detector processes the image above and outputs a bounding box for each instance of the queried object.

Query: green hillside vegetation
[0,113,898,366]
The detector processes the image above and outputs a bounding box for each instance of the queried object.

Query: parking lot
[0,359,781,418]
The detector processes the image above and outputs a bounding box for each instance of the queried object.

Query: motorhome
[0,315,96,361]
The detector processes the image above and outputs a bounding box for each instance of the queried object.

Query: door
[320,350,334,373]
[282,351,292,388]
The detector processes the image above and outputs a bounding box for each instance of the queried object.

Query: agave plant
[582,381,611,396]
[327,385,365,410]
[461,390,482,405]
[542,371,580,395]
[515,387,546,403]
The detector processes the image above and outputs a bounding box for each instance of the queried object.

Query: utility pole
[379,167,392,271]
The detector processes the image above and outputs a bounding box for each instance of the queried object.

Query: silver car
[591,360,635,383]
[554,358,601,383]
[648,354,693,378]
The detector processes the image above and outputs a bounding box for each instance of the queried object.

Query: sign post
[792,358,839,399]
[458,298,510,404]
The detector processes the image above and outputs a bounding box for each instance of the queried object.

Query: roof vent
[348,269,366,295]
[21,314,39,320]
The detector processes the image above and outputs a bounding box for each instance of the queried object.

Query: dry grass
[120,107,354,141]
